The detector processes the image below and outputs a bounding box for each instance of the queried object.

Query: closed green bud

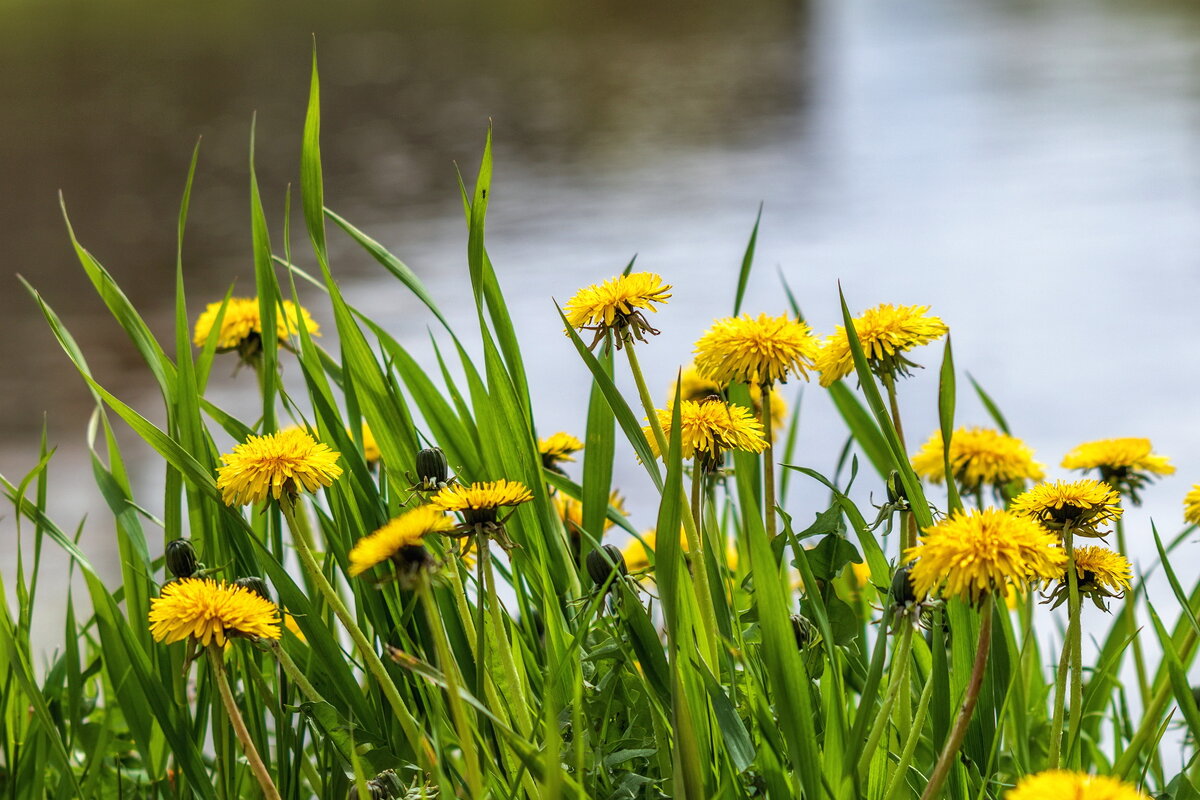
[234,576,271,601]
[165,539,199,579]
[586,544,626,587]
[886,470,907,505]
[890,566,917,607]
[415,447,449,489]
[790,614,815,649]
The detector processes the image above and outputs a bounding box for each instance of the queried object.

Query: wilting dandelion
[1062,437,1174,505]
[348,505,456,580]
[1009,479,1123,539]
[911,427,1044,495]
[814,303,948,387]
[193,296,319,362]
[563,272,672,350]
[216,428,342,507]
[1005,770,1150,800]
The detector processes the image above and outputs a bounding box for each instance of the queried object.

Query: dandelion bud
[416,447,449,489]
[165,539,199,579]
[790,614,815,649]
[586,544,627,587]
[889,566,917,608]
[234,576,272,601]
[886,471,907,505]
[348,769,405,800]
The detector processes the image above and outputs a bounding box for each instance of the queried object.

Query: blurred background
[3,0,1200,647]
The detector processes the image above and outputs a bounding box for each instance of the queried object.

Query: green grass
[1,53,1198,800]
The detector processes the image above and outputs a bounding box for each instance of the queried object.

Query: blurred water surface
[3,0,1200,639]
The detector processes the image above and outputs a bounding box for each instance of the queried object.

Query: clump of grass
[3,52,1199,800]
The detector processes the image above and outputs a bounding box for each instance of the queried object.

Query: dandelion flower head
[621,529,689,574]
[911,427,1044,491]
[645,399,767,466]
[431,479,534,525]
[1005,770,1150,800]
[1044,545,1132,611]
[903,508,1066,604]
[192,297,319,352]
[539,432,584,471]
[216,428,342,507]
[693,313,819,387]
[1185,484,1200,526]
[671,364,787,431]
[814,303,948,387]
[563,272,672,349]
[360,423,381,464]
[557,490,626,537]
[149,578,281,647]
[1062,437,1173,504]
[1009,479,1122,538]
[348,506,456,577]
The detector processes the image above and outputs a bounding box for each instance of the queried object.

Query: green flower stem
[279,497,428,767]
[417,575,484,799]
[207,645,281,800]
[1046,625,1071,769]
[760,383,778,540]
[479,535,534,736]
[881,371,908,452]
[1065,527,1084,768]
[624,343,718,666]
[857,624,913,778]
[1116,516,1152,715]
[265,638,326,706]
[883,658,936,800]
[920,593,994,800]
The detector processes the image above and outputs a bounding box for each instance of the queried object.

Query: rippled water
[4,0,1200,641]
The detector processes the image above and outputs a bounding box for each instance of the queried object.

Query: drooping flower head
[193,297,319,362]
[149,578,281,647]
[348,506,456,579]
[903,508,1066,605]
[693,313,819,388]
[645,398,767,471]
[814,303,948,387]
[1061,437,1174,505]
[1009,479,1122,539]
[1043,545,1132,611]
[539,432,584,474]
[431,480,534,526]
[1005,770,1150,800]
[671,364,787,432]
[1185,484,1200,526]
[911,427,1044,494]
[216,428,343,507]
[563,272,672,350]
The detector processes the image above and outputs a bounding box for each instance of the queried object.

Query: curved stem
[279,497,428,765]
[920,594,994,800]
[266,639,325,705]
[625,345,669,458]
[207,645,281,800]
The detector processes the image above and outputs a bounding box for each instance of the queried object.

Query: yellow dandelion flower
[911,427,1044,491]
[693,313,820,387]
[216,428,343,507]
[192,297,319,354]
[539,432,584,472]
[348,506,456,577]
[1062,437,1174,505]
[1185,484,1200,525]
[903,508,1066,604]
[814,303,948,387]
[1005,770,1151,800]
[1009,479,1122,538]
[563,272,672,349]
[149,578,281,647]
[645,399,767,467]
[671,364,788,432]
[431,479,534,525]
[360,423,381,464]
[1045,545,1132,611]
[556,491,626,537]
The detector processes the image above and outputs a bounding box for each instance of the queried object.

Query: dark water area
[0,0,809,449]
